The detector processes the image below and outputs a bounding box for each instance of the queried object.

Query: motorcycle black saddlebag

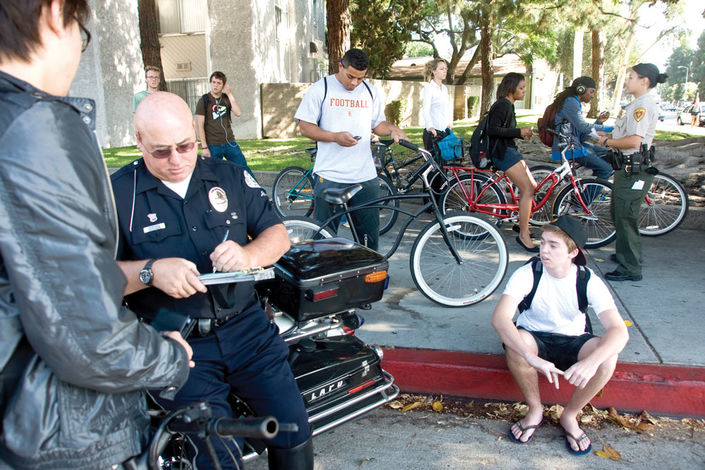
[262,238,388,321]
[288,335,397,434]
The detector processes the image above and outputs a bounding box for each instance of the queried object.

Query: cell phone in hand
[353,136,361,141]
[150,309,195,338]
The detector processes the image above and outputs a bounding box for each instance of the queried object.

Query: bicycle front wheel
[639,172,689,236]
[552,177,615,248]
[376,173,400,235]
[272,166,315,218]
[409,213,508,307]
[281,216,333,243]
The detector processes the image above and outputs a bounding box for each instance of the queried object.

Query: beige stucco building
[73,0,326,147]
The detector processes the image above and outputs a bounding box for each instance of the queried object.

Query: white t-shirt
[421,81,451,131]
[294,75,386,183]
[503,263,617,336]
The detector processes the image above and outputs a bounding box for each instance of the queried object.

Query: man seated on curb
[491,216,629,455]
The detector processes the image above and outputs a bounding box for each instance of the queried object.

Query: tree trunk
[610,31,635,115]
[326,0,351,74]
[138,0,167,91]
[587,29,604,119]
[479,10,495,115]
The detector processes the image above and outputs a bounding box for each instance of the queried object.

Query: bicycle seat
[378,139,393,147]
[321,185,362,205]
[305,148,317,155]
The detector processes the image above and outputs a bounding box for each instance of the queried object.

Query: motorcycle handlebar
[167,415,280,440]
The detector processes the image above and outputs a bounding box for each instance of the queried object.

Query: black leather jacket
[0,72,190,469]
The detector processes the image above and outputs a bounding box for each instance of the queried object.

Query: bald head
[134,91,193,134]
[134,92,198,183]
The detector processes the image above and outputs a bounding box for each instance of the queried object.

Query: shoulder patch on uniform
[633,107,646,122]
[243,171,261,189]
[208,187,228,212]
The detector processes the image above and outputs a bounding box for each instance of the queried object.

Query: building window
[158,0,207,34]
[275,6,283,42]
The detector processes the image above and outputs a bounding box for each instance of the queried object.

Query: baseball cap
[549,216,587,266]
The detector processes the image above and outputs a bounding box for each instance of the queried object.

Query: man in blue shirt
[551,76,613,180]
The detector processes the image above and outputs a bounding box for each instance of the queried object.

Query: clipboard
[198,267,275,286]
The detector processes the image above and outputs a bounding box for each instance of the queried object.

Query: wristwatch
[139,259,156,286]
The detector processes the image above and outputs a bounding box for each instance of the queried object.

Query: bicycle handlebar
[398,139,419,152]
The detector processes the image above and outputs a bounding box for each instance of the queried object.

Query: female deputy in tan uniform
[598,63,667,281]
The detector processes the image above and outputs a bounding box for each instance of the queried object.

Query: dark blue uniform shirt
[111,157,280,321]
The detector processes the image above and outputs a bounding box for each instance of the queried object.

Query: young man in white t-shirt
[491,216,628,456]
[294,48,408,251]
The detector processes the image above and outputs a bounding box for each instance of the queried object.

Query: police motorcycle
[147,237,399,469]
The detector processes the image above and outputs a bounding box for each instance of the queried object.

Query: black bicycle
[282,140,509,307]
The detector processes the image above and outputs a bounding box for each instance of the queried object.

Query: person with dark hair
[421,59,452,151]
[492,216,628,456]
[196,70,249,169]
[598,63,668,281]
[550,76,614,180]
[294,48,408,251]
[0,1,193,468]
[133,64,161,112]
[486,72,537,252]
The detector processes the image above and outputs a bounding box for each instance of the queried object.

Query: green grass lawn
[103,113,700,171]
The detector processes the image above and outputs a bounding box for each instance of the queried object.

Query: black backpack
[468,101,506,169]
[517,256,593,334]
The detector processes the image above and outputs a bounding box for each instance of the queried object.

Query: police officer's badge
[633,107,646,122]
[244,171,262,189]
[208,187,228,212]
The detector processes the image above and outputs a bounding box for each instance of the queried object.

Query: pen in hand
[212,229,230,273]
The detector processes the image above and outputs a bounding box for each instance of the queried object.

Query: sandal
[508,418,543,444]
[564,430,592,456]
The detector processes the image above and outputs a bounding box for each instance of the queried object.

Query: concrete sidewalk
[358,223,705,417]
[252,168,705,417]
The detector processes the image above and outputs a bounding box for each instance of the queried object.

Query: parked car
[677,104,704,126]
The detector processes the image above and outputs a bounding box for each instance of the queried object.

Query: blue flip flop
[564,431,592,456]
[508,419,542,444]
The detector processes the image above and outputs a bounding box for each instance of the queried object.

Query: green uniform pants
[611,169,654,276]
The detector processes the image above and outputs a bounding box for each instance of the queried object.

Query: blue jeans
[314,176,380,251]
[576,142,613,180]
[208,141,248,168]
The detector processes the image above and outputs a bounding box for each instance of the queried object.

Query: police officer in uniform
[111,92,313,469]
[598,63,667,281]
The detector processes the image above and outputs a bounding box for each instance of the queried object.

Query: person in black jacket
[0,2,193,469]
[486,72,537,251]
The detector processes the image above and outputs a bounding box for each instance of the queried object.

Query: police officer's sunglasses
[146,141,196,159]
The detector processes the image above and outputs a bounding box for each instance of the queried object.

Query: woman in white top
[421,59,452,151]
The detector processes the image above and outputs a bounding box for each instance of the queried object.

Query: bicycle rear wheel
[552,177,615,248]
[281,216,333,243]
[272,166,315,218]
[376,174,400,235]
[639,172,689,236]
[409,213,508,307]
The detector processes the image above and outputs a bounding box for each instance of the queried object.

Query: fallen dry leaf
[595,444,622,461]
[624,320,633,326]
[432,401,444,412]
[388,400,403,410]
[402,401,422,413]
[358,457,371,466]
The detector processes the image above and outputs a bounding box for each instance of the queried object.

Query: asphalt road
[248,408,705,470]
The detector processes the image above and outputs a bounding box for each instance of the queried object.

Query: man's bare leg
[560,337,618,452]
[505,330,544,442]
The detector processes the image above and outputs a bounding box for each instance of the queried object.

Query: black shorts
[520,328,596,371]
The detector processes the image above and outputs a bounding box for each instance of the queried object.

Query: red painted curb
[381,348,705,418]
